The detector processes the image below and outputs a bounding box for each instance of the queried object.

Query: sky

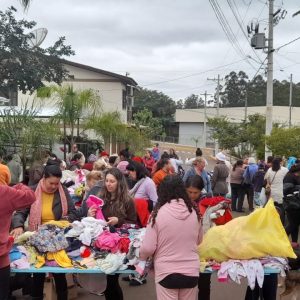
[1,0,300,101]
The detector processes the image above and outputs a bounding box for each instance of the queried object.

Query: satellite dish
[27,28,48,48]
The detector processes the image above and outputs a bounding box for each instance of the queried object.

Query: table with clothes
[9,219,147,276]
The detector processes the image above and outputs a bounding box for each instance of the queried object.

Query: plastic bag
[199,200,296,262]
[259,187,267,206]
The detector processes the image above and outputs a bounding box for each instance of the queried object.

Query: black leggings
[0,265,10,300]
[285,210,300,243]
[31,273,68,300]
[198,273,211,300]
[104,274,123,300]
[244,274,278,300]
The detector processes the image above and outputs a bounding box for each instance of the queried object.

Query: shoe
[129,278,147,286]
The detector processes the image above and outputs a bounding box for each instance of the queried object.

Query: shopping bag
[199,200,296,262]
[259,187,267,206]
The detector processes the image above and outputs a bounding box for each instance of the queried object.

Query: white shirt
[170,158,183,173]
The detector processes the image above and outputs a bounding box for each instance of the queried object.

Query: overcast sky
[1,0,300,101]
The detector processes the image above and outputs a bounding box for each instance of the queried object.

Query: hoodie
[140,199,203,282]
[0,184,36,268]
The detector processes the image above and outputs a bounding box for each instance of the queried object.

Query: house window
[0,86,18,106]
[122,90,127,110]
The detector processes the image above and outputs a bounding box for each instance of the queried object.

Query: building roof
[62,59,138,86]
[176,106,300,126]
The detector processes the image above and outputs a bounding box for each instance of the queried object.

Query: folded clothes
[94,231,120,253]
[96,253,126,274]
[35,250,73,268]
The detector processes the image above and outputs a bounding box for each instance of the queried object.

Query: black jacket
[12,186,78,229]
[283,172,300,196]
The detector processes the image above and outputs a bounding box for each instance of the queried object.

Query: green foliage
[133,108,163,139]
[266,127,300,158]
[208,114,266,158]
[0,103,60,169]
[133,88,176,128]
[0,7,74,96]
[181,94,204,109]
[85,111,124,148]
[38,85,102,146]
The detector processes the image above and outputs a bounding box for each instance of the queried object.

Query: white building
[176,106,300,147]
[1,59,137,123]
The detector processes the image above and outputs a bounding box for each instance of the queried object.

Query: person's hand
[87,207,97,218]
[107,217,119,226]
[10,227,24,239]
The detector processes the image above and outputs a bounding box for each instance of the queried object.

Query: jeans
[104,274,123,300]
[244,274,277,300]
[0,265,10,300]
[31,273,68,300]
[230,183,243,211]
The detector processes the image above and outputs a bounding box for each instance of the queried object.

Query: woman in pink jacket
[0,184,36,300]
[140,175,203,300]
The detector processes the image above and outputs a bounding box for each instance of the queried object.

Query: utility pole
[265,0,274,160]
[208,74,223,154]
[289,73,293,128]
[244,89,248,121]
[199,91,212,148]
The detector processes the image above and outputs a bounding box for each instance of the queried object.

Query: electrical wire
[276,36,300,52]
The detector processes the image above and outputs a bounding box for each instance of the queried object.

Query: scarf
[130,178,147,198]
[29,178,68,231]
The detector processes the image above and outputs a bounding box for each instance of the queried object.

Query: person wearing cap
[99,151,109,163]
[211,152,229,196]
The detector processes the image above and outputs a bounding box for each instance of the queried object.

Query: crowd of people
[0,143,300,300]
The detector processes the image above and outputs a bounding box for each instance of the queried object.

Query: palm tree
[20,0,31,9]
[85,111,125,153]
[38,85,102,159]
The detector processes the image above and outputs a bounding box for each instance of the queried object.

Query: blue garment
[9,246,22,262]
[243,164,258,185]
[182,167,212,195]
[151,148,160,161]
[287,157,297,170]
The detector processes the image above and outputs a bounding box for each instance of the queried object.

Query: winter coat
[211,162,229,195]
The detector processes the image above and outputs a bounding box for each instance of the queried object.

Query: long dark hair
[233,159,243,171]
[126,161,149,180]
[150,175,201,227]
[100,168,132,219]
[185,175,204,191]
[155,158,170,173]
[272,158,281,172]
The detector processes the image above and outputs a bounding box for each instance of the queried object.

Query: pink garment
[140,199,203,283]
[94,231,120,253]
[116,161,129,174]
[155,282,198,300]
[86,195,105,220]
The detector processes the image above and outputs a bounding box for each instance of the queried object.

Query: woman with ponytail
[140,175,203,300]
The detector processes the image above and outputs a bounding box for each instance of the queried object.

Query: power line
[276,36,300,52]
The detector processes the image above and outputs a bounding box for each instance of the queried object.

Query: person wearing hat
[99,151,109,163]
[211,152,229,196]
[83,154,98,171]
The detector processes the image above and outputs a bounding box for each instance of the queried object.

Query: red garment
[83,162,93,171]
[143,157,155,173]
[132,156,144,164]
[118,237,130,253]
[198,196,232,225]
[134,198,150,227]
[0,184,36,268]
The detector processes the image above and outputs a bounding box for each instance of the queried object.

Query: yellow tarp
[199,200,296,262]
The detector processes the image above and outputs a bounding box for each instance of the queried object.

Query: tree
[183,94,204,109]
[85,111,125,150]
[221,71,248,107]
[0,103,60,176]
[0,7,74,99]
[176,99,184,109]
[133,88,176,131]
[20,0,31,9]
[266,127,300,157]
[133,108,163,139]
[38,85,101,159]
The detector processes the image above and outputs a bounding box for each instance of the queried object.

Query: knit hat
[100,151,109,157]
[88,154,97,163]
[216,152,226,162]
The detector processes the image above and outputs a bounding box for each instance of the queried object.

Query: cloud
[1,0,300,100]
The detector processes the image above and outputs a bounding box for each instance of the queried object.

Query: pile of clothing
[10,219,147,275]
[201,257,289,290]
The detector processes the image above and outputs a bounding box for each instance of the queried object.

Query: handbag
[265,171,277,195]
